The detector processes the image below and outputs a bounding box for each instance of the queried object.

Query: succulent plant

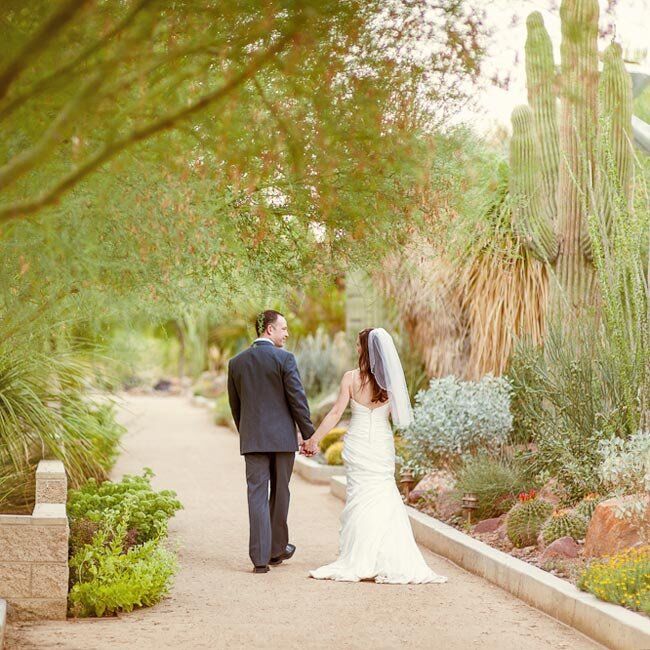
[506,494,554,547]
[541,508,589,544]
[510,1,634,314]
[319,427,346,454]
[574,493,604,521]
[325,440,344,466]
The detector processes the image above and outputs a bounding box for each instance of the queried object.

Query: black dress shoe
[253,565,269,573]
[270,544,296,566]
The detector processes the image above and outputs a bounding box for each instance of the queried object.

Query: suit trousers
[244,451,295,567]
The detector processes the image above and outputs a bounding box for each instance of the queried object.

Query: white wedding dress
[309,397,447,584]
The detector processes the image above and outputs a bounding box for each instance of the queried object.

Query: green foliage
[325,441,344,466]
[61,401,125,474]
[396,337,431,403]
[541,509,588,545]
[293,330,350,401]
[213,393,234,429]
[578,546,650,615]
[319,428,346,454]
[574,494,605,521]
[507,320,644,503]
[506,495,553,548]
[68,513,178,618]
[0,330,124,511]
[67,469,183,545]
[0,0,485,336]
[633,86,650,124]
[454,453,529,520]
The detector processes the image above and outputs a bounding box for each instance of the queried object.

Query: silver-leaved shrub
[402,374,513,474]
[598,430,650,542]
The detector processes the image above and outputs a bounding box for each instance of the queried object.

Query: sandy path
[7,394,602,650]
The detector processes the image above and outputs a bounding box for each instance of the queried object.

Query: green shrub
[507,309,649,504]
[61,401,125,474]
[68,468,182,544]
[214,392,234,428]
[506,491,553,548]
[454,453,529,520]
[293,330,350,401]
[68,513,178,617]
[325,441,344,466]
[541,509,588,545]
[319,428,346,453]
[578,546,650,615]
[0,339,125,512]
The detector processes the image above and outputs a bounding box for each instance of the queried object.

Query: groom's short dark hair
[256,310,284,336]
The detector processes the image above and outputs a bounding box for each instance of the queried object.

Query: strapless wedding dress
[309,399,447,584]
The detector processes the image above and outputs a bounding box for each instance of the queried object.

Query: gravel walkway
[7,394,602,649]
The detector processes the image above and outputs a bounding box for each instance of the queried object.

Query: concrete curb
[293,455,345,484]
[190,395,217,409]
[0,598,6,649]
[330,475,650,650]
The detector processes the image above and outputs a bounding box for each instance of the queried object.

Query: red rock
[407,470,455,504]
[473,515,505,534]
[436,489,462,520]
[584,495,649,558]
[540,536,580,562]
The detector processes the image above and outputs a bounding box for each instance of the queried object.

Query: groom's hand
[303,438,318,457]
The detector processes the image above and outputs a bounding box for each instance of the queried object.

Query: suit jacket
[227,340,315,454]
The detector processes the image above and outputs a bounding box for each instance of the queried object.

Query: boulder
[584,495,649,558]
[436,489,463,521]
[407,470,455,505]
[540,536,580,562]
[473,515,505,534]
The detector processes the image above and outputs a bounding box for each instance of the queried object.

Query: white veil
[368,328,413,429]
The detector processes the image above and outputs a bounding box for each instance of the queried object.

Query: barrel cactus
[541,508,589,544]
[574,493,604,521]
[510,0,634,315]
[325,441,344,466]
[319,428,346,454]
[506,491,554,548]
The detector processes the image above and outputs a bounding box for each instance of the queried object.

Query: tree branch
[0,0,90,102]
[0,71,104,191]
[0,28,302,224]
[0,0,154,122]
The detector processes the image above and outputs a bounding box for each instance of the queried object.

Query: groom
[227,310,315,573]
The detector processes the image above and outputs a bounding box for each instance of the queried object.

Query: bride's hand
[304,437,319,456]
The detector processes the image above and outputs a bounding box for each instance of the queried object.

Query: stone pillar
[0,460,69,620]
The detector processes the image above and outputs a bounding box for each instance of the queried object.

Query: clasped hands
[299,436,319,457]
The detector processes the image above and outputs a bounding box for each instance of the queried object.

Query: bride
[303,327,447,585]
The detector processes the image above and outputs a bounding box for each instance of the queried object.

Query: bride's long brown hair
[357,328,388,404]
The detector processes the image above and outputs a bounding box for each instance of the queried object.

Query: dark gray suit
[227,340,314,567]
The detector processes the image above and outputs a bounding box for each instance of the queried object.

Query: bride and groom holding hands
[227,309,447,584]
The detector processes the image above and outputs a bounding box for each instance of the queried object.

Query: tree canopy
[1,0,486,337]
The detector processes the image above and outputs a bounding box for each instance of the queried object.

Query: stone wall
[0,460,69,620]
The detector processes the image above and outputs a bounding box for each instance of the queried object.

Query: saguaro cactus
[509,0,634,314]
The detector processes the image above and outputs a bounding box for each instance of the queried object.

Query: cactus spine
[506,496,554,548]
[525,11,560,224]
[574,493,604,521]
[541,509,589,544]
[510,1,634,314]
[596,42,634,238]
